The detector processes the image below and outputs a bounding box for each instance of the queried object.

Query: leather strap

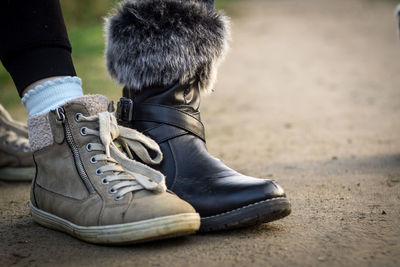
[143,124,189,144]
[132,103,206,141]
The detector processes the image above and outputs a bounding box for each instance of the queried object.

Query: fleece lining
[28,95,109,151]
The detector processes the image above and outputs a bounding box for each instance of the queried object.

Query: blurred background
[1,0,400,265]
[0,0,235,121]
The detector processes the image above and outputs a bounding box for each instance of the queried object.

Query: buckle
[116,97,134,126]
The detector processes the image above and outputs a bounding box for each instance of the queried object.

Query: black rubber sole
[199,197,291,232]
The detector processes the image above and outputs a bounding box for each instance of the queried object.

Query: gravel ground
[1,0,399,266]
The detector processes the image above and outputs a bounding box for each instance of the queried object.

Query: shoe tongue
[68,95,109,116]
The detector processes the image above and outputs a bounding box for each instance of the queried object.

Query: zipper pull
[55,107,66,123]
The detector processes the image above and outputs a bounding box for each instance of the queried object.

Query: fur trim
[28,95,109,151]
[105,0,230,94]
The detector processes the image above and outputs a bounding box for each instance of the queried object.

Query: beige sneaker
[0,104,34,181]
[28,95,200,244]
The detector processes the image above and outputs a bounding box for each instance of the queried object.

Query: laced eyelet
[23,147,30,153]
[90,156,97,164]
[109,188,117,194]
[3,140,9,146]
[95,168,103,175]
[115,195,124,201]
[86,143,92,151]
[101,178,109,184]
[80,127,87,136]
[75,113,83,122]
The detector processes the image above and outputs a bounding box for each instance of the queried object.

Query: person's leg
[106,0,291,232]
[0,0,200,243]
[0,0,76,97]
[0,1,83,117]
[0,0,82,181]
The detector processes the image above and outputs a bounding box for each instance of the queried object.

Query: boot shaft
[122,82,201,113]
[117,81,206,146]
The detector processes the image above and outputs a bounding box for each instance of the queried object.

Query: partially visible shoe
[29,95,200,244]
[0,104,34,181]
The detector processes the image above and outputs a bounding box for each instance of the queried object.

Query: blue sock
[21,76,84,117]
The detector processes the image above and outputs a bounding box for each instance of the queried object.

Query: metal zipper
[56,107,95,194]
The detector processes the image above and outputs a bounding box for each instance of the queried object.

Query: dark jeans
[0,0,215,97]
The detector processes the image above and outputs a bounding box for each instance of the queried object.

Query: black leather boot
[105,0,291,231]
[116,82,291,231]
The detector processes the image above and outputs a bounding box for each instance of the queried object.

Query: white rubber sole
[30,203,200,245]
[0,167,35,181]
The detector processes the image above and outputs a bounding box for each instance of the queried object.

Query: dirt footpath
[1,0,399,266]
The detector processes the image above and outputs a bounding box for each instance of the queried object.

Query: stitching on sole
[201,197,288,220]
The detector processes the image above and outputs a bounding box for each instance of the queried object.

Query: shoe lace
[0,126,30,152]
[0,104,29,137]
[78,111,166,200]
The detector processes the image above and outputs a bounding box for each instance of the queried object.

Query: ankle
[21,76,84,117]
